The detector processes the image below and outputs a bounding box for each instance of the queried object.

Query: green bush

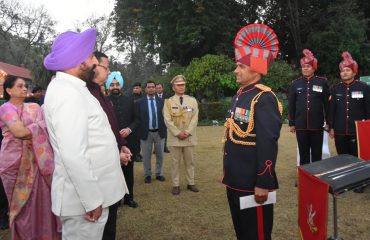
[198,101,230,123]
[184,54,237,100]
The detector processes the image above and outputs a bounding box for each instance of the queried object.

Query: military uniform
[288,75,330,165]
[163,94,198,187]
[223,82,282,240]
[329,80,370,155]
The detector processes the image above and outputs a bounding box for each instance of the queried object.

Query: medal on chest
[351,91,363,99]
[312,85,323,92]
[234,107,250,123]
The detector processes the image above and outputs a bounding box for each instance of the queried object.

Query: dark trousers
[102,201,120,240]
[122,161,134,202]
[334,135,358,157]
[296,130,323,165]
[0,178,9,228]
[227,188,273,240]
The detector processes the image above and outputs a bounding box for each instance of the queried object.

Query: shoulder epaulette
[255,84,271,92]
[357,80,369,86]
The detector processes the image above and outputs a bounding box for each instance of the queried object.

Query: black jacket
[136,95,167,140]
[108,94,140,151]
[288,75,330,130]
[222,82,282,192]
[329,80,370,135]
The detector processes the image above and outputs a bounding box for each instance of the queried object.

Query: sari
[0,102,60,240]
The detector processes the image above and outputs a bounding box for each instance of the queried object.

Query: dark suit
[288,75,330,165]
[136,95,166,178]
[109,94,140,203]
[329,80,370,156]
[136,96,166,140]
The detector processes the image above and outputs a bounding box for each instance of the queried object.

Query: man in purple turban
[43,29,128,239]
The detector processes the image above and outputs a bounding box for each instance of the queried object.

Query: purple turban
[44,28,97,71]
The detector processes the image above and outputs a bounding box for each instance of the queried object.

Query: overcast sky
[20,0,115,32]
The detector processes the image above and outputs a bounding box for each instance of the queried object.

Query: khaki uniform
[163,95,199,186]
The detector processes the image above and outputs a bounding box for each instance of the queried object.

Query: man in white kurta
[43,28,128,240]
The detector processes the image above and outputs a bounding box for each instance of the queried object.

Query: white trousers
[60,207,109,240]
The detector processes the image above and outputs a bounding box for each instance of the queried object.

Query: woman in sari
[0,76,59,239]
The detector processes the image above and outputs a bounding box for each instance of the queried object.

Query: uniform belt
[149,129,159,132]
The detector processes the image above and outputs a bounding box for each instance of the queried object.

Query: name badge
[182,106,194,112]
[351,91,364,98]
[313,85,323,92]
[172,106,179,109]
[234,107,250,123]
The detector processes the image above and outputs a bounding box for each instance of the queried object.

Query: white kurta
[43,71,128,216]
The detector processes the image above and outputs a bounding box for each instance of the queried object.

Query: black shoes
[156,176,166,181]
[124,200,138,208]
[144,176,151,184]
[187,185,199,192]
[172,186,180,195]
[145,176,165,183]
[164,147,170,153]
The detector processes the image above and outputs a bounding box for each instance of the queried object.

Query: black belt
[149,129,159,132]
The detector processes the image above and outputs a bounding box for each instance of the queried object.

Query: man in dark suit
[156,83,170,153]
[106,71,140,208]
[136,81,167,183]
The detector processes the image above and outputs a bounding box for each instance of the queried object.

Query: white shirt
[43,72,128,216]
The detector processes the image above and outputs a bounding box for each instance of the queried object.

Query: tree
[114,0,246,65]
[305,0,369,80]
[0,0,55,86]
[184,54,236,100]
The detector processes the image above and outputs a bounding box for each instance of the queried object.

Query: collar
[56,71,86,87]
[146,95,156,100]
[343,79,356,86]
[303,75,314,81]
[238,80,261,93]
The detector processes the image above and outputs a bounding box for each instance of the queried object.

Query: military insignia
[335,93,343,97]
[351,91,363,99]
[312,85,323,92]
[234,107,250,123]
[307,204,318,234]
[183,106,194,112]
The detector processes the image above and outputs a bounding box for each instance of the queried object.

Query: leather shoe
[187,185,199,192]
[156,176,166,181]
[172,186,180,195]
[144,176,151,184]
[124,200,138,208]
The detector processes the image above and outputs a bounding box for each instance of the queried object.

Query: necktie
[150,98,157,129]
[180,96,183,105]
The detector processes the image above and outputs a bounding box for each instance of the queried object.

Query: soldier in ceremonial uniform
[222,24,282,240]
[163,75,199,195]
[288,49,330,165]
[329,52,370,156]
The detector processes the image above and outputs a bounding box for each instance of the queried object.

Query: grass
[1,125,369,239]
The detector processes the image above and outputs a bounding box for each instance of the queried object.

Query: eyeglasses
[97,64,110,71]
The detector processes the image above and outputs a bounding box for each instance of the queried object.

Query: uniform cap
[234,24,279,75]
[171,75,186,85]
[339,51,358,73]
[300,49,318,70]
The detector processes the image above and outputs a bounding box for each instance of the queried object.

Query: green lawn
[1,125,369,239]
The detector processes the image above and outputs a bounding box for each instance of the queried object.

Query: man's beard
[111,89,121,95]
[79,63,96,82]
